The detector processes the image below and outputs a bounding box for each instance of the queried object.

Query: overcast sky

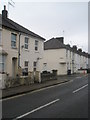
[0,0,89,52]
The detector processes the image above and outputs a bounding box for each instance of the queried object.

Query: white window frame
[33,61,37,71]
[70,51,71,58]
[25,37,29,49]
[0,55,5,73]
[24,61,28,73]
[66,49,68,58]
[22,61,29,76]
[35,40,39,51]
[43,63,47,71]
[11,33,17,48]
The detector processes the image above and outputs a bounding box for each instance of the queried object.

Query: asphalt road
[2,74,88,119]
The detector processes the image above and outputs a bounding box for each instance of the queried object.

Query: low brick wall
[3,71,41,89]
[41,70,57,82]
[4,76,34,89]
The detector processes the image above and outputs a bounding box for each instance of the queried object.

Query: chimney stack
[72,45,77,51]
[66,44,70,48]
[56,37,64,44]
[2,5,8,19]
[78,48,82,52]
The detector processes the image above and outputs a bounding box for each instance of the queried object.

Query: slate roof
[44,37,74,51]
[44,37,90,58]
[1,15,45,40]
[44,37,66,50]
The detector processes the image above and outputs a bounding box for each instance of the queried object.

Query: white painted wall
[2,28,44,78]
[42,49,67,75]
[42,48,88,75]
[2,28,18,77]
[20,34,44,72]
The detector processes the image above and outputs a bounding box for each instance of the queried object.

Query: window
[43,63,47,71]
[35,40,38,51]
[11,33,17,48]
[33,61,37,71]
[25,61,28,67]
[22,61,28,76]
[25,61,28,73]
[66,50,68,58]
[0,55,5,73]
[70,51,71,58]
[25,37,29,49]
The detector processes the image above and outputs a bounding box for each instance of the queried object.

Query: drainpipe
[18,32,21,68]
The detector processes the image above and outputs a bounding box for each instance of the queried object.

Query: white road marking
[13,99,60,120]
[2,80,73,101]
[1,93,26,102]
[73,84,88,93]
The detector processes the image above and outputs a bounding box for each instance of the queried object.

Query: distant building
[42,37,89,75]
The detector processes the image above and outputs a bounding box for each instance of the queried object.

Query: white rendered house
[0,6,45,88]
[42,37,89,75]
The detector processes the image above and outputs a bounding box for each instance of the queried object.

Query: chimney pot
[66,44,70,48]
[72,45,77,51]
[78,48,82,52]
[4,5,6,10]
[2,5,8,18]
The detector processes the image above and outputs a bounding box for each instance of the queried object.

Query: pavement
[1,73,87,99]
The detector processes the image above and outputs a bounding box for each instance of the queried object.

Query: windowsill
[24,49,29,52]
[20,75,28,78]
[35,51,39,53]
[11,47,17,49]
[0,72,6,74]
